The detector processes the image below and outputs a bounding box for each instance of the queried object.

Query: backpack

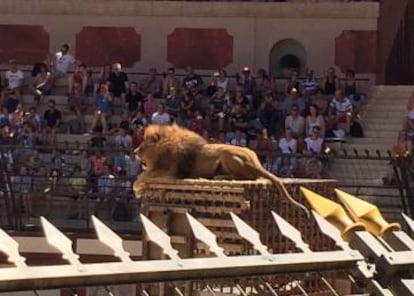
[350,121,364,138]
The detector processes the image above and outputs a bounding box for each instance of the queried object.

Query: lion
[134,124,310,217]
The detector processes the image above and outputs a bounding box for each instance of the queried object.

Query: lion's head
[135,124,206,171]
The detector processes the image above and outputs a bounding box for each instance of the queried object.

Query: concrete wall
[0,0,379,78]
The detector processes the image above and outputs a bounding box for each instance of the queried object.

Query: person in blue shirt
[90,84,111,133]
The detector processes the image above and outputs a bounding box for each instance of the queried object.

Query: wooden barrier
[140,178,339,295]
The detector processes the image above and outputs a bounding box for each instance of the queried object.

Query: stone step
[363,130,399,138]
[362,103,407,112]
[362,123,402,132]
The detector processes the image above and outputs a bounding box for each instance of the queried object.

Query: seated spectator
[113,151,129,174]
[117,169,132,199]
[329,89,352,134]
[67,81,86,126]
[304,126,326,155]
[9,103,24,134]
[231,86,250,112]
[278,156,295,178]
[143,93,157,120]
[2,60,24,106]
[285,70,301,95]
[49,44,76,90]
[25,106,42,133]
[282,88,306,117]
[90,151,107,189]
[90,84,111,134]
[182,66,203,93]
[32,166,48,197]
[256,69,272,99]
[31,62,51,105]
[126,151,141,178]
[302,68,318,97]
[163,67,180,97]
[12,165,33,217]
[228,128,247,147]
[306,104,326,137]
[125,82,144,114]
[68,62,88,94]
[239,66,256,103]
[255,128,273,161]
[43,99,62,146]
[94,65,111,95]
[209,87,228,131]
[0,107,10,128]
[258,92,280,137]
[188,110,206,136]
[140,68,162,98]
[310,89,329,116]
[277,128,297,170]
[130,110,148,128]
[165,87,181,120]
[51,149,65,172]
[179,91,195,126]
[79,150,91,175]
[262,154,278,174]
[206,71,220,97]
[229,104,249,135]
[302,126,327,178]
[97,164,116,196]
[151,103,171,125]
[322,66,339,100]
[131,125,144,149]
[112,128,132,150]
[107,63,129,113]
[285,105,305,139]
[279,128,297,154]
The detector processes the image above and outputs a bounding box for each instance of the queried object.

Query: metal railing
[0,144,408,232]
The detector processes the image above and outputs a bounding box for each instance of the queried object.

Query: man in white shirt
[2,59,24,105]
[329,89,352,134]
[151,103,171,125]
[50,44,76,92]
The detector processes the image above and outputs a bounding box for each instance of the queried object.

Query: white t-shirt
[330,97,352,113]
[304,137,324,153]
[279,137,297,154]
[54,52,75,74]
[151,112,171,125]
[5,70,24,89]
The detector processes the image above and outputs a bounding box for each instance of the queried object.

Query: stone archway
[269,39,307,77]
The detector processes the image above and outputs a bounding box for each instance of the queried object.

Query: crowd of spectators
[0,43,366,220]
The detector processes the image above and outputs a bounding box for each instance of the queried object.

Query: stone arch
[269,39,307,77]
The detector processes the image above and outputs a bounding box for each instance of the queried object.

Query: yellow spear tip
[300,187,339,217]
[380,222,402,238]
[342,222,366,241]
[335,188,374,217]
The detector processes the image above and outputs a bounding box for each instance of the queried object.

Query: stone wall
[0,0,379,77]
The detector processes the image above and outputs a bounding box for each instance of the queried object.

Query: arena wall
[0,0,379,77]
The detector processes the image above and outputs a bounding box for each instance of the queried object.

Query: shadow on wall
[269,38,307,77]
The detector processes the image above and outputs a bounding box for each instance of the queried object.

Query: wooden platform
[140,178,340,296]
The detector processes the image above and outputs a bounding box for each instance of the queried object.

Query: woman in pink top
[143,93,157,119]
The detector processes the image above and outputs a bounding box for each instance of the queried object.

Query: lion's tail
[244,162,310,218]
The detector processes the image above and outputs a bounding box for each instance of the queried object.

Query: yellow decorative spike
[334,189,401,238]
[300,187,365,241]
